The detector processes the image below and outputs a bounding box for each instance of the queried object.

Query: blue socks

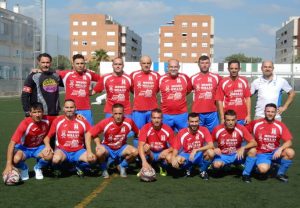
[243,156,256,176]
[277,159,292,175]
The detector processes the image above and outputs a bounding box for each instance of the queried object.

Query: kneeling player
[85,103,139,178]
[211,110,257,183]
[43,99,96,177]
[138,108,174,176]
[171,112,214,179]
[247,103,295,182]
[2,102,51,181]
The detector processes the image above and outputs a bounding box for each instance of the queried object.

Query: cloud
[187,0,244,9]
[258,24,279,36]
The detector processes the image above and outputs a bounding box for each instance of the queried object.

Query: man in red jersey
[247,103,295,182]
[85,103,139,178]
[43,99,96,176]
[2,102,51,181]
[130,56,160,147]
[171,113,214,179]
[216,60,251,125]
[159,59,192,132]
[57,54,101,125]
[191,55,222,132]
[138,108,174,176]
[212,110,257,183]
[93,57,132,118]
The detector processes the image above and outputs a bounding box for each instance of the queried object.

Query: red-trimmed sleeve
[131,120,139,136]
[211,127,218,142]
[89,70,101,82]
[215,81,224,101]
[11,120,27,144]
[138,125,147,142]
[93,78,104,93]
[245,121,254,134]
[281,123,293,141]
[167,127,175,146]
[172,132,182,150]
[89,121,104,138]
[47,117,59,138]
[203,127,213,143]
[241,125,253,142]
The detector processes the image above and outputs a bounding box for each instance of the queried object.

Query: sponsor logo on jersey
[74,123,79,130]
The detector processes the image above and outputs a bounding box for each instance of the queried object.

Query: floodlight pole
[41,0,46,52]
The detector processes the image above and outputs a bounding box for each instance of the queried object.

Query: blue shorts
[256,150,281,165]
[214,153,243,165]
[237,119,246,125]
[77,110,94,125]
[132,110,152,129]
[15,144,45,159]
[179,151,204,169]
[163,113,188,132]
[59,148,86,163]
[152,151,162,162]
[199,111,219,132]
[103,144,128,160]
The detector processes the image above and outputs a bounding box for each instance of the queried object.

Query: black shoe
[199,171,209,180]
[76,167,84,178]
[242,175,251,183]
[53,169,62,178]
[276,174,288,183]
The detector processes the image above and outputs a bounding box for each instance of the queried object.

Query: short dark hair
[151,108,162,115]
[265,103,277,109]
[72,54,85,62]
[188,112,199,120]
[112,103,124,110]
[224,110,237,118]
[30,102,44,112]
[37,53,52,62]
[198,55,210,63]
[228,60,240,68]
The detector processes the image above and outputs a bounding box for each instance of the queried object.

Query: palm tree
[91,49,110,73]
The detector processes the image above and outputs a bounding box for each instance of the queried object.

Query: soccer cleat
[199,171,209,180]
[184,169,191,178]
[276,174,288,183]
[101,170,110,179]
[118,165,127,178]
[20,168,29,181]
[136,170,141,177]
[242,175,252,183]
[34,165,44,180]
[76,167,84,178]
[159,166,167,177]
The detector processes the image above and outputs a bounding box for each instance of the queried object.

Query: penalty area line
[74,175,116,208]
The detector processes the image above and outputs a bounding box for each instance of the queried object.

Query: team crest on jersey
[238,83,242,88]
[161,135,166,142]
[258,133,263,141]
[149,76,153,81]
[74,123,79,130]
[70,80,74,88]
[196,84,200,90]
[176,78,181,83]
[61,130,66,138]
[137,81,142,88]
[232,132,237,138]
[208,77,212,83]
[122,79,126,85]
[271,128,277,135]
[166,86,170,92]
[109,85,114,92]
[121,127,125,133]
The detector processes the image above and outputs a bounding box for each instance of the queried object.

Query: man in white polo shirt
[251,60,296,120]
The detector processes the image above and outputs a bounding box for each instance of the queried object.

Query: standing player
[171,113,214,179]
[93,57,132,118]
[85,103,139,178]
[159,59,192,132]
[42,99,96,176]
[138,108,174,176]
[247,103,295,182]
[251,60,295,121]
[190,55,222,132]
[130,56,160,146]
[212,110,257,183]
[2,102,51,180]
[216,60,251,125]
[21,53,61,121]
[57,54,101,125]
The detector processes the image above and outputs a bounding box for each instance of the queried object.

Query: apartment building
[159,15,214,63]
[275,16,300,63]
[70,14,142,61]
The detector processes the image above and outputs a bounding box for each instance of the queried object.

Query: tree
[224,53,262,63]
[87,49,110,73]
[52,55,71,70]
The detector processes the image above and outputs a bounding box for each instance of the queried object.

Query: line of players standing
[3,53,296,184]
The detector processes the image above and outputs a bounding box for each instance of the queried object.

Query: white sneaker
[101,170,110,179]
[34,165,44,180]
[20,168,29,181]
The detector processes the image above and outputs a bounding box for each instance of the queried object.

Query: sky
[6,0,300,62]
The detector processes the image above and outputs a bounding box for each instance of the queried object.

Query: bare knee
[213,161,224,169]
[247,148,257,157]
[257,164,270,174]
[282,148,295,160]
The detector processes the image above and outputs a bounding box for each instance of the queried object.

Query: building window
[192,22,198,27]
[191,43,197,47]
[202,32,208,38]
[91,31,97,36]
[107,31,116,36]
[181,53,187,57]
[181,33,187,37]
[82,51,87,56]
[164,52,173,57]
[202,22,208,27]
[82,21,88,26]
[164,32,173,37]
[182,22,188,27]
[191,53,197,57]
[202,53,208,56]
[91,21,97,26]
[107,41,115,46]
[91,41,97,46]
[181,43,187,48]
[72,51,78,55]
[107,51,116,56]
[82,31,87,36]
[73,21,79,26]
[192,33,197,37]
[164,42,173,47]
[202,43,208,48]
[91,51,96,56]
[73,41,78,45]
[82,41,88,46]
[73,31,78,36]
